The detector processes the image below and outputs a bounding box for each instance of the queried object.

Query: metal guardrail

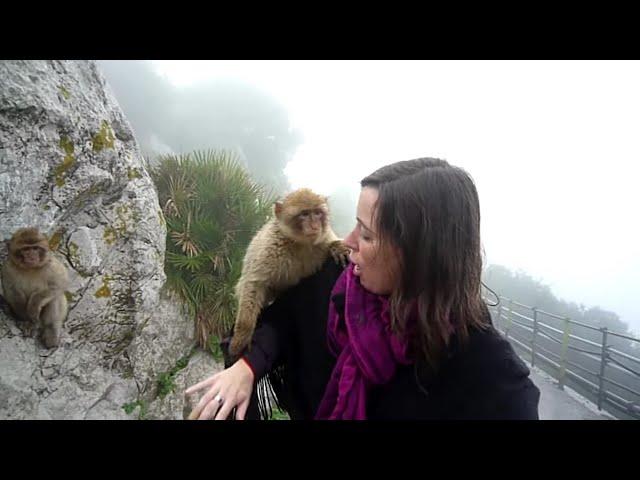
[485,294,640,420]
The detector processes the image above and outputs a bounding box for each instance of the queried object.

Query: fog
[98,60,640,336]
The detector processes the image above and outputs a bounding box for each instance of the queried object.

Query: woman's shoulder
[448,325,531,384]
[425,326,540,419]
[283,257,345,303]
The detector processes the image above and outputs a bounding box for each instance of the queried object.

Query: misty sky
[149,60,640,335]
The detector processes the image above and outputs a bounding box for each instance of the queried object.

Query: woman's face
[343,187,401,295]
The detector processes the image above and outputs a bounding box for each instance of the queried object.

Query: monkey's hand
[26,288,62,322]
[328,240,350,267]
[26,290,50,322]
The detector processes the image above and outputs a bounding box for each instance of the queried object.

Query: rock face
[0,60,220,419]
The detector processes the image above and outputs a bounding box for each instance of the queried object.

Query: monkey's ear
[274,201,283,218]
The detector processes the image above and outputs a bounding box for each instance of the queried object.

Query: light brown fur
[229,189,349,356]
[1,227,69,348]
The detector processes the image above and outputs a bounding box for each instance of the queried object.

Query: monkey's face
[295,208,327,244]
[276,189,331,245]
[8,228,50,270]
[19,246,45,268]
[344,187,401,295]
[277,202,329,245]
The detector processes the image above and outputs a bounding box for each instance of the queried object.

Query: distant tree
[483,264,637,353]
[98,60,175,157]
[99,61,302,195]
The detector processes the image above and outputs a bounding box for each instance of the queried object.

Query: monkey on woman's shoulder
[228,188,349,357]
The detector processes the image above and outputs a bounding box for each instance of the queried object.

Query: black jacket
[232,259,540,420]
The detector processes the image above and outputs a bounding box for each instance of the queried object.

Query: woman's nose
[343,227,357,252]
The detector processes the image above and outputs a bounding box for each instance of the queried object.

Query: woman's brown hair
[361,157,489,372]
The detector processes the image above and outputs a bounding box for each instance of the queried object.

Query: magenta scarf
[315,264,413,420]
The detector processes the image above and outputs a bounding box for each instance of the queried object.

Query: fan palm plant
[149,150,276,348]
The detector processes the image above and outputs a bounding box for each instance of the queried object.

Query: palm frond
[151,149,275,348]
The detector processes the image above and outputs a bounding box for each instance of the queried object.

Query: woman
[186,157,540,420]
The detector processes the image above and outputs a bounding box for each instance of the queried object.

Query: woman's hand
[185,359,255,420]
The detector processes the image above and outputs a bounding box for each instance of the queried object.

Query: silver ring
[214,394,223,404]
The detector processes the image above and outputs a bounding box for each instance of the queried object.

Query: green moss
[64,291,74,303]
[48,230,64,251]
[55,136,75,187]
[122,401,139,415]
[94,275,112,298]
[156,372,174,398]
[139,401,148,419]
[67,241,82,271]
[103,204,135,246]
[95,284,111,298]
[156,351,193,399]
[127,167,142,180]
[43,205,50,211]
[208,334,224,362]
[103,227,117,245]
[92,120,115,152]
[59,85,70,100]
[122,400,148,419]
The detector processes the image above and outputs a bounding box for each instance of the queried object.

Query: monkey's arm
[239,286,295,381]
[26,260,69,321]
[1,267,28,319]
[26,288,64,322]
[230,278,272,356]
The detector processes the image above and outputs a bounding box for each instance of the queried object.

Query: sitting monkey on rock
[1,227,69,348]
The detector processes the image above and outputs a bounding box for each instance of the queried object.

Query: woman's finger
[214,395,236,421]
[188,381,220,420]
[185,373,219,395]
[199,392,225,420]
[235,398,250,420]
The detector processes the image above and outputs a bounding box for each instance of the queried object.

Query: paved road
[528,367,614,420]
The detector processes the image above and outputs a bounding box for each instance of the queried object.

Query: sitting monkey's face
[8,228,50,270]
[19,246,45,268]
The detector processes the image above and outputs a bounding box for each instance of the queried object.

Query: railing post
[558,317,571,390]
[597,327,609,411]
[505,298,513,340]
[531,308,538,367]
